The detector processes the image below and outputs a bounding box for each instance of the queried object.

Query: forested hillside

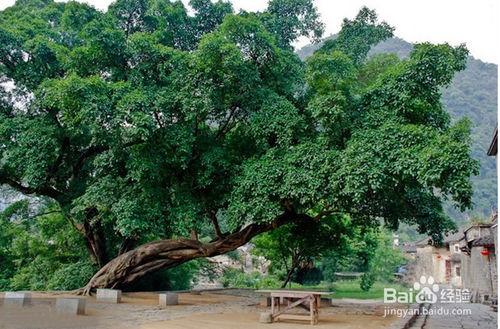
[299,37,498,223]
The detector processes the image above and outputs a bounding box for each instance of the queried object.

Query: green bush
[9,257,54,290]
[47,261,96,290]
[221,268,281,289]
[127,260,206,291]
[360,272,375,291]
[164,262,201,290]
[1,202,95,291]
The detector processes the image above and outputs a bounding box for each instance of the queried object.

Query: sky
[0,0,498,63]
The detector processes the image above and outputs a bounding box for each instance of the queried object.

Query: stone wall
[461,252,471,290]
[414,245,453,284]
[462,246,497,302]
[467,246,496,302]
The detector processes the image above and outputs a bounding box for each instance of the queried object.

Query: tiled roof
[401,244,417,253]
[471,235,495,247]
[443,230,465,243]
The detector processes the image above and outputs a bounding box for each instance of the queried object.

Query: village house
[412,232,463,287]
[460,221,497,303]
[459,127,499,304]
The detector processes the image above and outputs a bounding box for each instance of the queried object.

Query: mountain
[298,37,498,223]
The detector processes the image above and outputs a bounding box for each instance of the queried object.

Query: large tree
[0,0,478,293]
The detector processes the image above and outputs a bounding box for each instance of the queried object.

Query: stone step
[3,292,31,307]
[55,298,86,315]
[96,289,122,303]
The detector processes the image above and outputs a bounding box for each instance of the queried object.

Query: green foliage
[363,230,406,284]
[320,229,378,281]
[319,228,406,292]
[253,215,372,286]
[263,0,324,48]
[128,260,205,291]
[318,7,394,65]
[164,260,207,290]
[0,0,479,286]
[299,36,497,224]
[0,202,96,290]
[46,260,96,290]
[331,280,408,299]
[221,268,281,289]
[360,272,375,291]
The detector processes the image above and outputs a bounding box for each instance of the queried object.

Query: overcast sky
[1,0,498,63]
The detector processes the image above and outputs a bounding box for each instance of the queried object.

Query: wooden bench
[257,290,331,325]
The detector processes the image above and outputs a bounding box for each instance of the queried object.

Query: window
[456,266,461,276]
[454,245,460,252]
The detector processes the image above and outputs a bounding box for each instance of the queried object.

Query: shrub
[221,268,281,289]
[360,272,375,291]
[47,261,96,290]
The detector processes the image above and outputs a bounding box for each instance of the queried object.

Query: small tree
[253,214,354,287]
[360,229,406,291]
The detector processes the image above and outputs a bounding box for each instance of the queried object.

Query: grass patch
[276,279,410,300]
[329,280,409,300]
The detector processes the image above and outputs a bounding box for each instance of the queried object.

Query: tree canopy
[0,0,478,290]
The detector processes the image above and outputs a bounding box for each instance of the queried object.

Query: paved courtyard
[423,302,497,329]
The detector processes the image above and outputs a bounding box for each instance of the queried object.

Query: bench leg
[309,297,314,325]
[271,295,274,320]
[314,297,319,325]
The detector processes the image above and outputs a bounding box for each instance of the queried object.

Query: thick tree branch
[81,210,301,294]
[0,175,62,199]
[72,140,144,176]
[215,105,240,139]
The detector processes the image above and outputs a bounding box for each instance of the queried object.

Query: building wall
[415,246,435,281]
[491,251,497,296]
[467,246,496,302]
[450,262,462,287]
[492,229,498,297]
[415,245,454,284]
[461,252,472,289]
[493,224,498,257]
[449,242,462,287]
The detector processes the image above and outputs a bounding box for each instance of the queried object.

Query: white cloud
[0,0,498,63]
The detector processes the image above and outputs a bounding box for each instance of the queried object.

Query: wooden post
[309,295,314,325]
[314,295,319,325]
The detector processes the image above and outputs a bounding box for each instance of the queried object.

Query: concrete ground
[0,290,398,329]
[423,302,497,329]
[3,290,495,329]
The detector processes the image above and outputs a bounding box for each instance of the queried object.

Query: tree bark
[281,256,299,288]
[118,237,137,255]
[82,218,108,268]
[81,211,299,295]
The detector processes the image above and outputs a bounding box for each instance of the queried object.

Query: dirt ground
[0,290,397,329]
[141,312,394,329]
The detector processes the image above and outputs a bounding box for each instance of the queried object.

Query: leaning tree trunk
[81,211,299,295]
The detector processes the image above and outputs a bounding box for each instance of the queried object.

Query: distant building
[404,126,498,304]
[460,127,498,303]
[460,221,497,303]
[412,231,463,287]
